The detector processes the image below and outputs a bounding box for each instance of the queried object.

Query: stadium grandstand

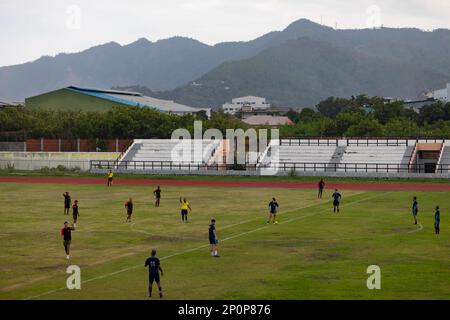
[86,138,450,178]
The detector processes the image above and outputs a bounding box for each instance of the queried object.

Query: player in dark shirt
[61,221,75,260]
[209,219,219,257]
[267,198,279,224]
[63,192,71,215]
[412,196,419,225]
[153,186,162,207]
[332,189,342,213]
[144,249,164,298]
[318,178,325,199]
[125,198,133,223]
[434,206,440,235]
[72,200,80,225]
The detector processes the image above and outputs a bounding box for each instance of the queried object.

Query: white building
[433,83,450,103]
[222,96,270,115]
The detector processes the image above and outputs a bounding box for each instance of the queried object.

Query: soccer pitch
[0,181,449,300]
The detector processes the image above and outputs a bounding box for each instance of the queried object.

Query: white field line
[25,191,419,300]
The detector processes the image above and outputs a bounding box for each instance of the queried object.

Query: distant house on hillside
[222,96,270,115]
[242,115,294,127]
[433,83,450,103]
[25,86,211,118]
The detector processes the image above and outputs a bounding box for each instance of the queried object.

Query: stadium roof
[242,115,294,126]
[67,86,207,114]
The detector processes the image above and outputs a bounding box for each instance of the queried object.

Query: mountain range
[1,19,450,108]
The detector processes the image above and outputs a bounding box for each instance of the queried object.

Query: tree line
[282,96,450,138]
[1,96,450,139]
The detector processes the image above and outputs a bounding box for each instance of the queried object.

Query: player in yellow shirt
[107,170,114,187]
[179,197,192,222]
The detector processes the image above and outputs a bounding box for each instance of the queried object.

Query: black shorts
[270,210,277,215]
[63,240,71,250]
[149,272,160,284]
[127,210,133,216]
[65,203,70,209]
[209,237,217,245]
[181,209,188,215]
[333,200,340,206]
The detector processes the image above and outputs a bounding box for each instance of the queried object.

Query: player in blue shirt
[267,198,279,224]
[209,219,219,257]
[144,249,164,298]
[332,189,342,213]
[412,196,419,225]
[435,206,440,235]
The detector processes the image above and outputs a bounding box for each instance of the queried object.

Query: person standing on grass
[125,198,133,223]
[332,189,342,213]
[180,197,192,223]
[209,219,220,257]
[267,198,279,224]
[107,170,114,187]
[318,178,325,199]
[72,200,80,226]
[61,221,75,260]
[145,249,164,298]
[63,192,71,215]
[153,186,162,207]
[412,196,419,225]
[435,206,440,235]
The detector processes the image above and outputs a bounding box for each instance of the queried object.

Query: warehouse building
[25,86,211,118]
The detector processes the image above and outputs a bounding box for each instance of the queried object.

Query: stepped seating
[119,139,220,170]
[338,146,413,172]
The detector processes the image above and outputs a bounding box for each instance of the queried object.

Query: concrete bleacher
[438,144,450,171]
[339,145,414,172]
[258,142,342,172]
[119,139,220,170]
[258,139,417,173]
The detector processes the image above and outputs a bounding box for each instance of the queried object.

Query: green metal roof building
[25,86,211,117]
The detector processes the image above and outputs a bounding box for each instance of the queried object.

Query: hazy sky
[1,0,450,67]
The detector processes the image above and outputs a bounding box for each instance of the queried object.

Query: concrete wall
[0,152,119,171]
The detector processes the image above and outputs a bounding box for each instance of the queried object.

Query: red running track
[0,176,449,192]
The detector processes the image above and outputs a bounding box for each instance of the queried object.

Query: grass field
[0,181,449,300]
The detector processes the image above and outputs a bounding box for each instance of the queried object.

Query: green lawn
[0,182,449,300]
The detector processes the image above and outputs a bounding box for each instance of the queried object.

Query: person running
[63,192,71,215]
[61,221,76,260]
[412,196,419,225]
[107,170,114,187]
[153,186,162,207]
[125,198,133,223]
[72,200,80,226]
[144,249,164,298]
[209,219,220,257]
[434,206,440,235]
[267,198,279,224]
[332,189,342,213]
[179,197,192,222]
[318,178,325,199]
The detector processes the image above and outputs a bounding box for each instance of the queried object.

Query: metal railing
[91,160,259,171]
[90,160,450,174]
[259,162,450,174]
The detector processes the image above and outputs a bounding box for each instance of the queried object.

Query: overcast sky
[1,0,450,67]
